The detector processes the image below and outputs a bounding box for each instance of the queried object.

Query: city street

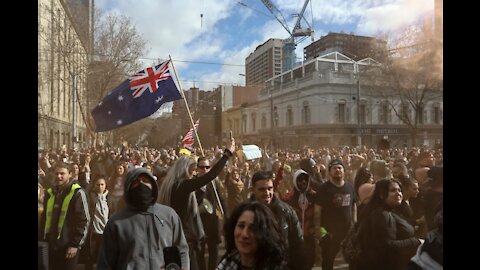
[75,241,350,270]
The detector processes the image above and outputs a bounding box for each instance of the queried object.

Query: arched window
[302,101,310,124]
[286,105,293,126]
[359,99,367,124]
[400,103,410,122]
[337,99,346,123]
[433,103,442,124]
[379,102,389,124]
[417,103,424,124]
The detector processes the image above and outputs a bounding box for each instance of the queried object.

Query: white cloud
[356,0,434,34]
[96,0,436,92]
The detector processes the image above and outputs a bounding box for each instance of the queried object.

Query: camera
[163,246,181,270]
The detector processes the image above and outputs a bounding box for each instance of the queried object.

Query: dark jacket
[217,250,289,270]
[97,168,189,269]
[39,180,90,250]
[195,178,228,243]
[251,194,307,270]
[357,208,420,270]
[171,151,232,245]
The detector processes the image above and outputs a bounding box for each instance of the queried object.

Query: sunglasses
[198,165,211,169]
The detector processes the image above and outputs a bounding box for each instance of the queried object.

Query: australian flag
[91,60,182,132]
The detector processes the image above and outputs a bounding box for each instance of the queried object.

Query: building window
[401,104,410,122]
[242,115,247,134]
[261,114,266,129]
[302,101,310,124]
[380,104,388,124]
[286,105,293,126]
[434,105,441,124]
[338,102,346,123]
[417,104,424,124]
[273,106,279,127]
[359,104,366,124]
[251,113,256,131]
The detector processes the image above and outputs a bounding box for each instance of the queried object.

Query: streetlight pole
[357,78,361,147]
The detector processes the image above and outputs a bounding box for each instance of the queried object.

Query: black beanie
[328,159,344,171]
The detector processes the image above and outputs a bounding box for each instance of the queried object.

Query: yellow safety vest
[44,183,82,239]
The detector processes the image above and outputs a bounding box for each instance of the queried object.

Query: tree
[87,10,148,147]
[38,1,147,149]
[368,25,443,146]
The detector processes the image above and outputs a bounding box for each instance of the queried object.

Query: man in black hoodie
[299,158,325,191]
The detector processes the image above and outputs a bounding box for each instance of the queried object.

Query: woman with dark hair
[354,167,374,219]
[355,179,422,270]
[216,201,288,270]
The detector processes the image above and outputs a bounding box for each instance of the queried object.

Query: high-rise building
[303,32,387,61]
[245,38,283,87]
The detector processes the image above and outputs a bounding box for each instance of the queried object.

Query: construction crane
[260,0,314,71]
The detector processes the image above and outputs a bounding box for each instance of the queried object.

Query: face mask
[129,184,153,211]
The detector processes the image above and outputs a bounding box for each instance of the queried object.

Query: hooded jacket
[299,158,324,189]
[96,168,189,270]
[284,169,317,237]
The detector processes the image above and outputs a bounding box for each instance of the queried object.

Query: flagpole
[168,56,205,155]
[169,55,225,216]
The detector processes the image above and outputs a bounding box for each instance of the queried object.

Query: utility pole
[270,88,275,150]
[72,72,77,150]
[357,79,361,147]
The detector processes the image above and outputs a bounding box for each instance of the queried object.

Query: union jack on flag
[129,61,172,98]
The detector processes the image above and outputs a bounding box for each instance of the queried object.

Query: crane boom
[259,0,314,71]
[292,0,313,37]
[260,0,291,35]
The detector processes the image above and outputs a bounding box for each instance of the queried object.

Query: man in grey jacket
[97,167,189,269]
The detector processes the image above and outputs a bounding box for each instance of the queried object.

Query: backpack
[340,222,362,264]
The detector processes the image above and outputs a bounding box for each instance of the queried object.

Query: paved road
[312,254,349,270]
[75,235,349,270]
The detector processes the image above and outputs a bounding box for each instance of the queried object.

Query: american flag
[183,119,200,149]
[91,60,183,132]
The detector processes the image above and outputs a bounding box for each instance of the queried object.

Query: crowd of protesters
[38,141,443,270]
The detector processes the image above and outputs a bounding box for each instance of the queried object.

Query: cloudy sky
[96,0,435,91]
